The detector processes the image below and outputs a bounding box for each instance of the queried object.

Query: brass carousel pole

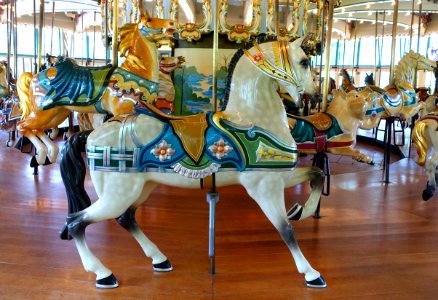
[37,0,44,72]
[374,12,378,82]
[413,1,423,88]
[112,0,119,66]
[207,0,221,275]
[383,0,399,184]
[322,0,335,112]
[409,0,415,50]
[389,0,399,81]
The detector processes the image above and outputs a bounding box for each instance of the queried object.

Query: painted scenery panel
[173,48,238,115]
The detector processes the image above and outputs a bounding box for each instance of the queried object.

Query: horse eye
[300,59,310,69]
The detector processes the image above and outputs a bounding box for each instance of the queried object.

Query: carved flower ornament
[208,138,233,159]
[252,53,264,62]
[151,140,175,162]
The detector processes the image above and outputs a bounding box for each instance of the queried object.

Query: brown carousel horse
[339,68,357,92]
[288,87,376,164]
[16,13,173,166]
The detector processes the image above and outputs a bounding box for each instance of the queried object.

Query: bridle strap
[244,41,304,93]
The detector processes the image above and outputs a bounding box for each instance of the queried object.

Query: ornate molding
[218,0,261,44]
[169,0,212,42]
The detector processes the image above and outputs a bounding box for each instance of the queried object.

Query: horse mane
[221,36,277,110]
[393,51,416,85]
[119,23,140,58]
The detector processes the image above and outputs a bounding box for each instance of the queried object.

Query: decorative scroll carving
[169,0,212,42]
[218,0,261,44]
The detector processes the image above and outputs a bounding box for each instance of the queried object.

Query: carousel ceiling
[0,0,437,38]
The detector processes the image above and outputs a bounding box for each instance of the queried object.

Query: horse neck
[120,38,159,82]
[223,56,293,144]
[326,99,358,132]
[393,56,414,86]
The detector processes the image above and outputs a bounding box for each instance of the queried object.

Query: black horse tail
[59,130,92,240]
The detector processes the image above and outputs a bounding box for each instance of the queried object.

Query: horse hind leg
[115,182,172,272]
[66,210,118,288]
[423,152,438,201]
[19,129,48,165]
[241,174,326,288]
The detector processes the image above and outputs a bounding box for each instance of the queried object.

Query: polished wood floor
[0,129,438,299]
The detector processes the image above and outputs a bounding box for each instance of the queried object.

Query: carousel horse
[289,87,375,164]
[16,13,173,166]
[0,62,20,147]
[59,33,327,289]
[154,55,185,114]
[411,64,438,200]
[339,68,356,92]
[75,56,185,132]
[412,112,438,200]
[364,72,375,86]
[360,52,436,130]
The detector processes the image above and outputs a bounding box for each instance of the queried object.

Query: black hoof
[59,223,72,240]
[306,276,327,288]
[422,189,434,201]
[287,203,303,221]
[96,274,119,289]
[153,259,173,272]
[30,156,52,167]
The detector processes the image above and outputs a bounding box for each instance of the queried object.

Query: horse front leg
[240,173,326,288]
[329,147,374,165]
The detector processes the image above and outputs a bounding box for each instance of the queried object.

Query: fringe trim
[172,163,221,179]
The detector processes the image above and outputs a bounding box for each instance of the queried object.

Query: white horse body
[62,37,325,289]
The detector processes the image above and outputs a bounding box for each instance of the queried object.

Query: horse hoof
[306,276,327,288]
[287,203,303,221]
[96,274,119,289]
[59,223,72,240]
[153,259,173,272]
[30,156,52,167]
[422,189,434,201]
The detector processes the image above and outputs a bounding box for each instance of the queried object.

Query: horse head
[278,35,317,105]
[159,56,185,74]
[406,51,436,72]
[364,73,374,86]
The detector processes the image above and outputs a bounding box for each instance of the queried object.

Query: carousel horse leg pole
[206,174,219,274]
[383,117,394,183]
[311,153,330,219]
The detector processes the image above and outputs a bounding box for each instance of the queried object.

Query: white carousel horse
[360,51,436,129]
[289,87,375,164]
[16,13,173,166]
[59,34,326,289]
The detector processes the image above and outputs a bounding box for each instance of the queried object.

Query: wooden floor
[1,129,438,299]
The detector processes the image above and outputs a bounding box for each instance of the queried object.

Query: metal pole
[93,11,96,66]
[389,0,399,81]
[409,0,415,50]
[37,0,44,72]
[322,0,335,112]
[351,22,357,77]
[275,0,280,35]
[378,10,386,87]
[374,12,378,79]
[33,0,37,73]
[105,0,109,63]
[50,1,55,55]
[6,0,11,90]
[112,0,119,66]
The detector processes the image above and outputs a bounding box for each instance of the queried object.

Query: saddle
[137,102,208,163]
[291,112,333,132]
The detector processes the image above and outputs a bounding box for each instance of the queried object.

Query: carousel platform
[0,129,437,299]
